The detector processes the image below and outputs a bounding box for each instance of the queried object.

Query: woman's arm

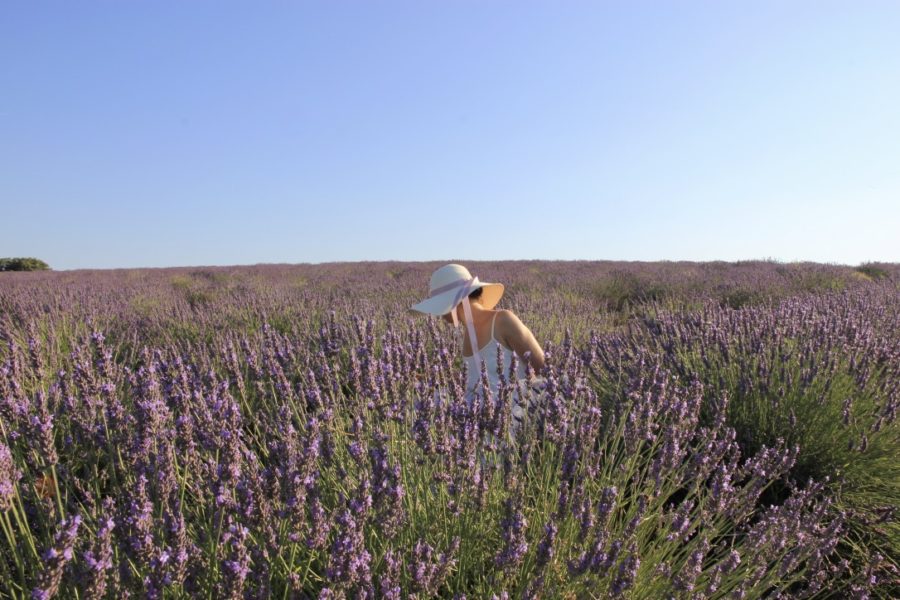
[497,309,545,373]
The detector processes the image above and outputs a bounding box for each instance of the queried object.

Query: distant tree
[855,263,891,281]
[0,257,51,271]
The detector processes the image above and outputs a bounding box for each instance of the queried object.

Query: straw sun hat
[410,264,504,317]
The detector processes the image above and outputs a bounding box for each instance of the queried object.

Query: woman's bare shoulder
[494,309,527,339]
[495,308,523,323]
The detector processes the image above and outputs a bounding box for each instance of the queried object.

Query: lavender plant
[588,283,900,597]
[0,260,896,598]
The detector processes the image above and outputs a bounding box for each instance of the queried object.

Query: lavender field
[0,260,898,599]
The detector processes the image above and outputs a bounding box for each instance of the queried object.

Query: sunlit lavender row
[0,260,898,598]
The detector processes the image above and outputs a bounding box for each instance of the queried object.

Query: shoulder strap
[490,311,499,342]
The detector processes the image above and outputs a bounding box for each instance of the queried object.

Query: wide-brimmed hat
[410,264,504,316]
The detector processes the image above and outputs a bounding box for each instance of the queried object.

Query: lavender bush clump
[0,259,897,597]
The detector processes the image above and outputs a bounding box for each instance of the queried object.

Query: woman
[410,264,546,431]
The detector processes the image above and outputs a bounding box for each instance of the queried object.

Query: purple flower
[29,391,58,466]
[369,439,406,539]
[219,517,251,600]
[610,543,640,597]
[495,495,528,571]
[535,519,558,570]
[379,549,402,600]
[305,483,331,550]
[83,504,115,600]
[666,499,695,543]
[32,514,82,599]
[325,499,372,591]
[409,536,459,595]
[0,441,19,510]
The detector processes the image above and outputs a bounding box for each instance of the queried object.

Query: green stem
[11,487,39,561]
[282,543,297,600]
[207,485,225,599]
[1,510,26,594]
[50,464,65,519]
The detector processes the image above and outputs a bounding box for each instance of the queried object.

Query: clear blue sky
[2,1,898,270]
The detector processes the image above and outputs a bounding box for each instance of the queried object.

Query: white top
[463,311,528,401]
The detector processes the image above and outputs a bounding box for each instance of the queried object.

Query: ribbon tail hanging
[461,293,482,372]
